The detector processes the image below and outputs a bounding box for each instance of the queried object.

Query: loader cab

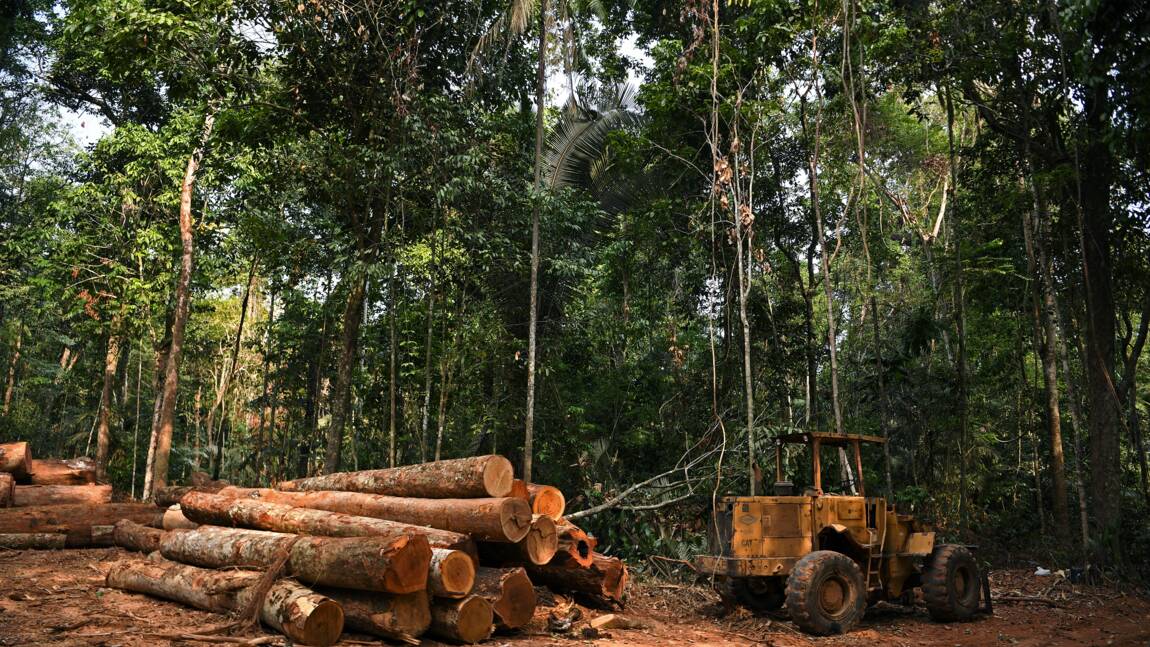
[770,431,885,498]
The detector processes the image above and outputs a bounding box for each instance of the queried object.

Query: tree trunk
[153,481,229,507]
[106,557,344,647]
[317,588,430,643]
[0,473,13,507]
[12,484,112,506]
[279,455,514,498]
[325,271,367,474]
[160,525,431,594]
[95,332,122,482]
[0,502,158,546]
[214,487,531,543]
[204,257,257,469]
[477,514,558,566]
[526,552,628,606]
[1022,186,1070,535]
[113,519,165,553]
[1080,85,1121,561]
[471,566,536,630]
[179,491,477,558]
[523,0,549,485]
[0,442,31,478]
[26,459,95,485]
[551,519,595,567]
[142,334,170,498]
[256,286,275,484]
[149,109,217,498]
[389,264,398,468]
[3,324,21,415]
[525,484,565,520]
[428,595,493,644]
[944,85,970,527]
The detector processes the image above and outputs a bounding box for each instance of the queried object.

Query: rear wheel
[730,576,785,612]
[784,551,866,635]
[923,544,980,621]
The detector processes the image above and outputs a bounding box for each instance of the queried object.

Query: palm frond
[543,84,642,193]
[467,0,539,77]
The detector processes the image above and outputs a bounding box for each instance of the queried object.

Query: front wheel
[923,544,981,621]
[784,551,866,635]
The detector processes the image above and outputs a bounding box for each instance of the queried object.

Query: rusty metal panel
[837,498,864,521]
[903,531,935,556]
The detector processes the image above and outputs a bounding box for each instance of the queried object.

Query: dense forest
[1,0,1147,575]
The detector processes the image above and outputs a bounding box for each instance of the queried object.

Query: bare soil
[1,548,1147,646]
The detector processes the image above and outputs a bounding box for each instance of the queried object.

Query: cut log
[552,519,595,568]
[429,547,476,598]
[478,514,558,566]
[113,519,166,553]
[161,505,198,530]
[160,525,431,594]
[0,503,160,547]
[471,566,536,630]
[318,588,430,643]
[526,552,628,607]
[26,458,96,485]
[0,532,66,549]
[12,484,112,507]
[526,484,566,520]
[277,455,514,498]
[0,442,30,478]
[429,595,494,644]
[215,487,532,543]
[180,491,477,559]
[106,557,343,646]
[0,472,13,507]
[509,479,529,500]
[153,481,229,507]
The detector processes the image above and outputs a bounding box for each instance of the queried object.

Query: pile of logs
[103,455,627,646]
[0,441,160,548]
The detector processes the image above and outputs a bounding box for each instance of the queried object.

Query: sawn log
[277,455,514,498]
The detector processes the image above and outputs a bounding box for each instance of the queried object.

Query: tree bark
[317,588,430,642]
[153,480,229,507]
[325,271,367,474]
[3,324,21,416]
[148,108,216,498]
[525,483,565,520]
[0,442,30,478]
[523,0,549,485]
[13,484,112,506]
[113,519,165,553]
[471,566,536,630]
[0,473,13,507]
[160,525,431,594]
[215,486,531,543]
[278,455,514,498]
[106,557,344,647]
[142,333,171,498]
[428,547,476,598]
[95,332,123,482]
[204,257,257,468]
[0,533,66,549]
[0,503,158,546]
[429,595,493,644]
[26,459,96,485]
[162,505,198,530]
[551,519,595,567]
[180,491,476,558]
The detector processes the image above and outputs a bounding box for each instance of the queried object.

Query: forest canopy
[1,0,1148,573]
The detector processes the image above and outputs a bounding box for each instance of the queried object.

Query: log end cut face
[382,535,434,594]
[525,515,558,566]
[529,486,566,520]
[294,597,344,647]
[493,568,537,629]
[432,548,477,597]
[500,498,534,544]
[483,455,515,498]
[443,595,495,644]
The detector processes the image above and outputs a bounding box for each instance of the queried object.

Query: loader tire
[730,576,785,612]
[784,551,865,635]
[923,544,981,621]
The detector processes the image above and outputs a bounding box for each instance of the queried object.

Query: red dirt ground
[1,548,1147,646]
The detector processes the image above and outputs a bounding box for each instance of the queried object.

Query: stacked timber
[102,454,627,645]
[0,440,158,547]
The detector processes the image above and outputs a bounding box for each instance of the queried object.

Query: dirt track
[1,548,1147,646]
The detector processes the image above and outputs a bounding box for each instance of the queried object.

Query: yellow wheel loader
[695,432,989,635]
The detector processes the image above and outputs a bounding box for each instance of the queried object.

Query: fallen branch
[993,595,1068,608]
